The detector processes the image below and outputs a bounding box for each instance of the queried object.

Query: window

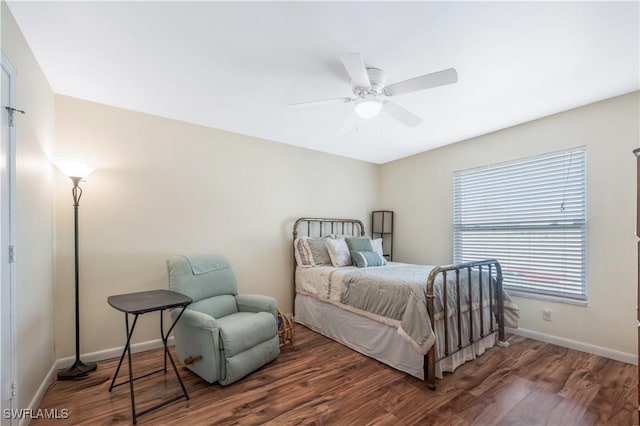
[453,148,587,301]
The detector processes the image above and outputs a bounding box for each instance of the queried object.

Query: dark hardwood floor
[32,325,636,425]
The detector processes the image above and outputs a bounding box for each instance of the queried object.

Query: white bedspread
[295,263,519,358]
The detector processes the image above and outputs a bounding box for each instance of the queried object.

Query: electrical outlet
[543,309,552,321]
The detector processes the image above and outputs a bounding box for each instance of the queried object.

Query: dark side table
[107,289,192,424]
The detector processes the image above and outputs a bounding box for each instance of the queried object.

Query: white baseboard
[19,361,59,426]
[23,336,175,424]
[55,336,174,370]
[506,327,637,365]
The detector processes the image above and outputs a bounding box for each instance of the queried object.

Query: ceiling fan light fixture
[353,97,383,119]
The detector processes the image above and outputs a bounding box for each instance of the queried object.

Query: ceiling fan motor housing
[353,67,386,97]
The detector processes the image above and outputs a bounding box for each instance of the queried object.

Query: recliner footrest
[218,312,278,357]
[219,336,280,386]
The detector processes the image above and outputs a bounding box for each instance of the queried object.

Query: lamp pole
[57,176,97,380]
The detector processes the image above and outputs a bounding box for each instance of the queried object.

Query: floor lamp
[53,158,97,380]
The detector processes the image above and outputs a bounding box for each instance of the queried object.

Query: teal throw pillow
[351,250,386,268]
[345,237,373,252]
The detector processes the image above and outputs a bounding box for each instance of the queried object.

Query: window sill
[507,290,588,307]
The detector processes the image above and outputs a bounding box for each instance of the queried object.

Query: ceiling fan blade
[339,52,371,89]
[337,112,356,135]
[385,68,458,97]
[382,101,423,128]
[289,97,353,108]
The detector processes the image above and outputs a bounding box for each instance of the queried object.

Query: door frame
[1,51,18,422]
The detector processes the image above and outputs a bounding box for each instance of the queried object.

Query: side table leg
[109,314,139,392]
[125,314,139,424]
[162,306,190,400]
[165,346,189,400]
[160,311,167,372]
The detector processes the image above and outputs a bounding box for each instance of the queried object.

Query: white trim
[55,336,174,369]
[18,363,57,426]
[506,326,637,365]
[1,52,18,424]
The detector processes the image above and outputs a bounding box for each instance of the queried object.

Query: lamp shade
[52,157,95,179]
[353,97,383,119]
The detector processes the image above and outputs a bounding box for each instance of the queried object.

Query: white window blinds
[453,148,587,300]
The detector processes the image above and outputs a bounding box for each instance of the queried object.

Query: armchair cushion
[190,295,237,319]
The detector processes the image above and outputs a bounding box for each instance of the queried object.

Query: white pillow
[325,237,352,267]
[371,238,385,259]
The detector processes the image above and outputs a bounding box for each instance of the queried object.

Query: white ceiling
[7,1,640,164]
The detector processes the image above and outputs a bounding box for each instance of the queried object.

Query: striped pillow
[350,250,386,268]
[306,237,333,266]
[294,237,314,267]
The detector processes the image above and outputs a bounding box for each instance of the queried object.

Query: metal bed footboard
[424,259,505,390]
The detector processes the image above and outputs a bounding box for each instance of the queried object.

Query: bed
[292,217,519,389]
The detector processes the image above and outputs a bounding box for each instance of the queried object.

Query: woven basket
[277,309,294,347]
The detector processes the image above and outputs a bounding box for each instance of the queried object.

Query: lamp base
[57,359,97,380]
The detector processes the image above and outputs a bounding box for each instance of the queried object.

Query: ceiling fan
[290,52,458,132]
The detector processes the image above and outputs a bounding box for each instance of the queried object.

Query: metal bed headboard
[292,218,365,315]
[293,217,365,239]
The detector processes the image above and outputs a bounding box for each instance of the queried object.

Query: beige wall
[381,91,640,356]
[2,1,56,409]
[54,95,380,357]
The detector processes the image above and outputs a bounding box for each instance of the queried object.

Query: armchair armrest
[235,294,277,318]
[170,307,221,384]
[170,308,219,332]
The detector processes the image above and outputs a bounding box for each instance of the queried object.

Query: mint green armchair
[166,254,279,385]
